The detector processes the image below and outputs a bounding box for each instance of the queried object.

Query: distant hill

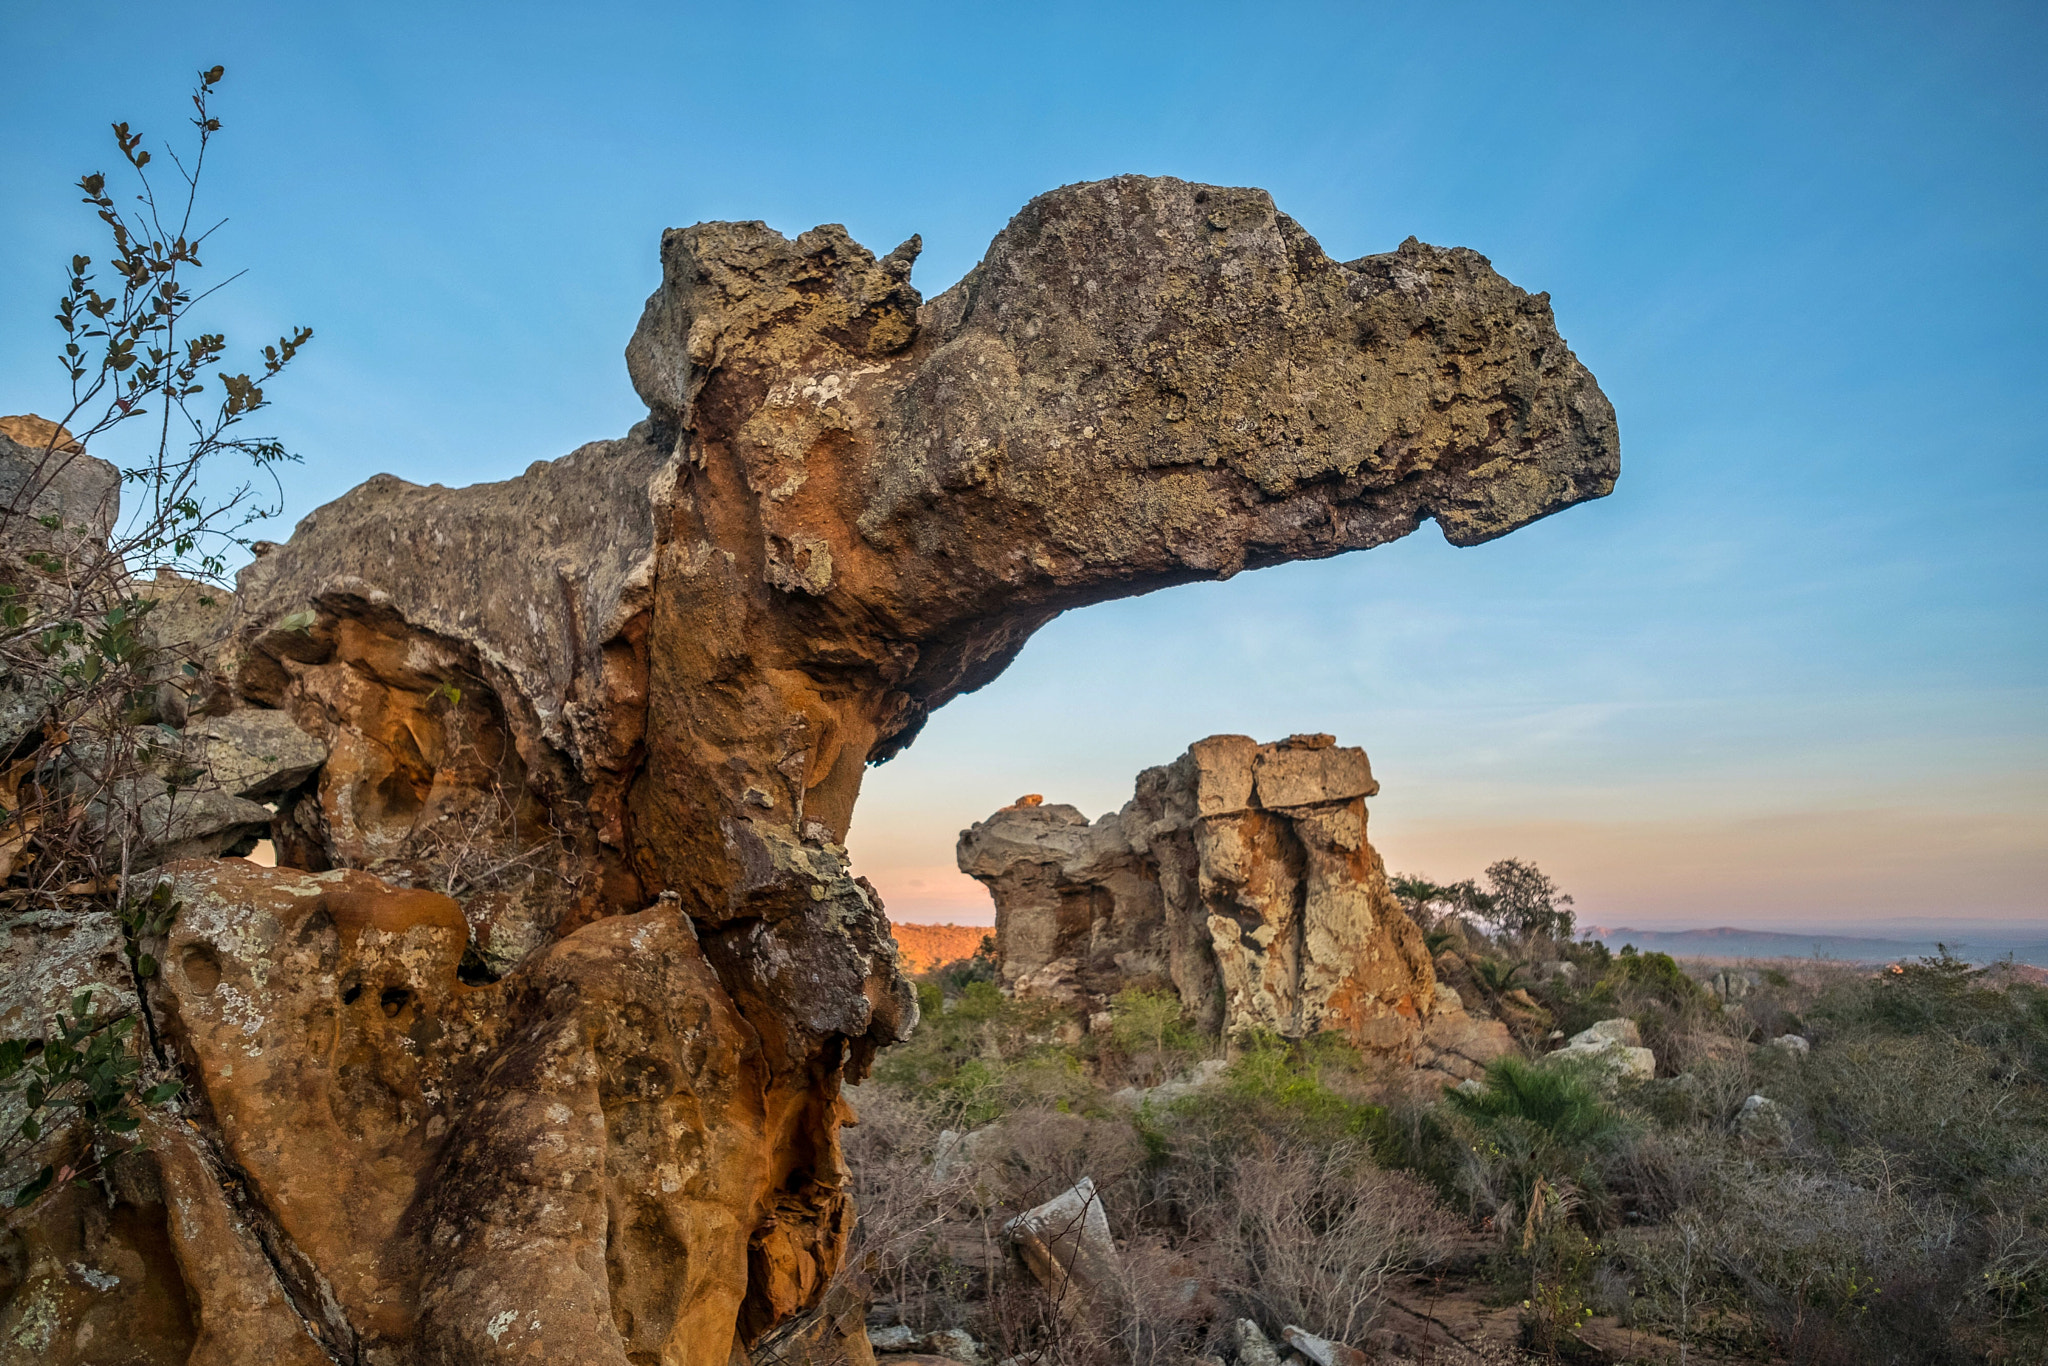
[1581,924,2048,967]
[889,922,992,974]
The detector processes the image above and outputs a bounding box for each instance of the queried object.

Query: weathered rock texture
[0,174,1613,1363]
[958,734,1515,1078]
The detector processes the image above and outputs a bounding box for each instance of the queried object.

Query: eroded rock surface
[959,734,1515,1076]
[2,174,1613,1362]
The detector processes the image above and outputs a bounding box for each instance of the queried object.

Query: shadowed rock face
[53,176,1614,1364]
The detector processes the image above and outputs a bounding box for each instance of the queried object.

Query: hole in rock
[456,945,501,986]
[179,944,222,996]
[379,986,413,1017]
[341,982,363,1005]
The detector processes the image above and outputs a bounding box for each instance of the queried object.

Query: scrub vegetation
[839,904,2048,1365]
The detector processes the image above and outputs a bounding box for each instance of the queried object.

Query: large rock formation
[958,734,1515,1078]
[0,174,1613,1364]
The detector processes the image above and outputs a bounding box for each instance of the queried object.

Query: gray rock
[187,708,327,800]
[1111,1057,1230,1109]
[1737,1093,1791,1146]
[1770,1033,1812,1057]
[922,1328,985,1364]
[929,1125,1001,1182]
[1229,1319,1284,1366]
[1282,1325,1369,1366]
[0,421,120,552]
[1004,1176,1119,1310]
[132,782,275,865]
[1548,1017,1657,1085]
[867,1324,918,1352]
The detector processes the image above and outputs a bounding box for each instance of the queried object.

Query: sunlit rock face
[0,175,1612,1365]
[959,733,1516,1081]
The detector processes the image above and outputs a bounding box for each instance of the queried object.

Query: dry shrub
[839,1084,978,1332]
[983,1105,1151,1226]
[1198,1137,1456,1346]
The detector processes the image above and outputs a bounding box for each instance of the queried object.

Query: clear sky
[4,1,2043,932]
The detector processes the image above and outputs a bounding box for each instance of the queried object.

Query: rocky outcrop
[1,174,1613,1363]
[958,733,1515,1075]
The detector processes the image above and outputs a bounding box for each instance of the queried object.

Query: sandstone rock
[1,176,1614,1360]
[0,417,117,554]
[132,857,853,1365]
[1548,1017,1657,1084]
[184,707,328,800]
[960,733,1509,1075]
[1415,1007,1518,1083]
[1706,969,1757,1001]
[0,422,124,759]
[1004,1176,1120,1310]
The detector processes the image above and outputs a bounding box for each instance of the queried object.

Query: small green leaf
[11,1167,54,1209]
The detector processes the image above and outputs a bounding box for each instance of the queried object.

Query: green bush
[1444,1056,1628,1230]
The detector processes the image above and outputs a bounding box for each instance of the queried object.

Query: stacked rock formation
[0,173,1614,1364]
[958,734,1516,1079]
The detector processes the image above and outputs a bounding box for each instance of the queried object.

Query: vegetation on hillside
[839,870,2048,1365]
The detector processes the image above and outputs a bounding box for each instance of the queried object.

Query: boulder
[1737,1093,1792,1146]
[1548,1018,1657,1084]
[1003,1176,1120,1310]
[1770,1032,1812,1058]
[1229,1318,1285,1366]
[920,1327,986,1364]
[0,176,1615,1361]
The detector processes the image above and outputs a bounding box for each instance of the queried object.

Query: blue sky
[4,1,2042,930]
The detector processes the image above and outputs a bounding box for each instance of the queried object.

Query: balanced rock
[0,174,1614,1363]
[959,733,1516,1075]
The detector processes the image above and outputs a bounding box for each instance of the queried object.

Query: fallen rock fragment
[1737,1093,1792,1147]
[1229,1318,1285,1366]
[1283,1323,1372,1366]
[1003,1176,1120,1311]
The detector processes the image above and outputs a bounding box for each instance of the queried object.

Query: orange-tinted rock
[959,734,1515,1078]
[0,176,1611,1359]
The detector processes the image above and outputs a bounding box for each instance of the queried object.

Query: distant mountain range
[1580,924,2048,967]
